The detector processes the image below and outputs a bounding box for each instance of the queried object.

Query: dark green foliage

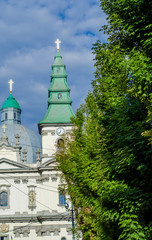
[101,0,152,58]
[56,0,152,239]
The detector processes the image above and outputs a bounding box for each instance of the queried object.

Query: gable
[0,145,20,162]
[40,157,57,168]
[0,158,30,170]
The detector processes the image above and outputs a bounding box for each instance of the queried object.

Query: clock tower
[38,41,75,163]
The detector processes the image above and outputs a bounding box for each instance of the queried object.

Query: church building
[0,40,77,240]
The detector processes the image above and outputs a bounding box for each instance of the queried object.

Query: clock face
[56,127,65,136]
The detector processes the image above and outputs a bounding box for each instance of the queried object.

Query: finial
[8,79,14,94]
[2,125,7,134]
[15,134,20,146]
[22,149,27,164]
[36,148,41,165]
[55,39,61,52]
[1,125,9,145]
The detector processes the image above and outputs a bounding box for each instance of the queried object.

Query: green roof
[1,94,21,110]
[53,52,64,65]
[38,51,75,124]
[49,78,70,92]
[39,104,75,124]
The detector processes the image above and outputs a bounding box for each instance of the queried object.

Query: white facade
[0,130,75,240]
[40,124,73,162]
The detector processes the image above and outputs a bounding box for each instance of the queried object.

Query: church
[0,40,77,240]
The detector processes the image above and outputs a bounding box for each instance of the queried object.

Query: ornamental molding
[14,177,20,184]
[0,158,32,170]
[36,174,49,183]
[50,130,55,135]
[66,130,71,135]
[0,211,70,223]
[22,178,28,184]
[51,174,57,182]
[13,224,72,238]
[41,130,56,136]
[41,131,48,136]
[0,223,9,233]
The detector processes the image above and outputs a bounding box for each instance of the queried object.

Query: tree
[57,0,152,239]
[101,0,152,58]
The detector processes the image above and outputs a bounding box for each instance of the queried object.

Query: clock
[56,127,65,136]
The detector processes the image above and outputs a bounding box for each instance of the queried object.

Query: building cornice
[0,211,70,223]
[38,122,74,134]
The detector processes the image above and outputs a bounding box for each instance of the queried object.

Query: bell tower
[38,40,75,162]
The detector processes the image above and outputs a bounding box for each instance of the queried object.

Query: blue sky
[0,0,107,131]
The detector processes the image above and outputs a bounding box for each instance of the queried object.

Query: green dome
[1,94,21,110]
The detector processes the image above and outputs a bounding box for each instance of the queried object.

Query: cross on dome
[8,79,14,94]
[55,39,61,52]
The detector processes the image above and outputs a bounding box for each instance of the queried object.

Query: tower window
[0,192,8,206]
[58,93,62,99]
[57,139,64,149]
[57,68,60,73]
[14,112,16,119]
[5,113,7,120]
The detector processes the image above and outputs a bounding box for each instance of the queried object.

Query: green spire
[1,94,21,110]
[39,52,75,124]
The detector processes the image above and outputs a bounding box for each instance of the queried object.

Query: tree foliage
[56,0,152,239]
[101,0,152,58]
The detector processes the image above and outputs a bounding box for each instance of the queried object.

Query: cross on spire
[55,39,61,52]
[8,79,14,94]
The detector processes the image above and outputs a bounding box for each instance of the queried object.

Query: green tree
[57,0,152,239]
[101,0,152,57]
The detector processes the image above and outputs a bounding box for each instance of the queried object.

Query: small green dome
[1,94,21,110]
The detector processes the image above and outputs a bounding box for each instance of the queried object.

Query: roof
[0,124,42,164]
[1,94,21,110]
[39,104,75,124]
[38,51,75,125]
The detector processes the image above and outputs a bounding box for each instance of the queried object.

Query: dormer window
[58,93,62,99]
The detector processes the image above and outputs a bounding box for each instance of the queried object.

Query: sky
[0,0,107,132]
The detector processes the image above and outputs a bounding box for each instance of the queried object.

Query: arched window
[0,192,8,206]
[61,238,66,240]
[14,112,16,119]
[57,139,64,149]
[58,93,62,99]
[57,68,60,73]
